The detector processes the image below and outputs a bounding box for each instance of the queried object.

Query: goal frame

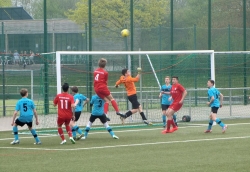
[55,50,215,94]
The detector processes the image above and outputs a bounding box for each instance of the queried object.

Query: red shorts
[57,117,72,126]
[169,102,183,112]
[94,86,110,99]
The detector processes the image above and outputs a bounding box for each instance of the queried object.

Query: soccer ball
[121,29,129,37]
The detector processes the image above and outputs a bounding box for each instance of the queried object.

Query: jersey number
[98,100,102,107]
[60,100,68,109]
[23,103,27,112]
[95,74,99,81]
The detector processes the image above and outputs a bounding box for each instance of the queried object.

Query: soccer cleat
[81,136,86,140]
[34,142,42,145]
[10,140,20,145]
[143,120,153,125]
[120,116,125,124]
[204,130,212,133]
[73,137,76,140]
[161,129,173,134]
[69,137,75,144]
[60,140,66,145]
[222,125,228,133]
[113,135,119,139]
[172,126,178,132]
[76,134,84,141]
[116,112,124,116]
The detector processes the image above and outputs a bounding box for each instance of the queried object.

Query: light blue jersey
[161,84,172,105]
[15,97,35,122]
[91,95,104,116]
[208,87,221,107]
[74,93,87,112]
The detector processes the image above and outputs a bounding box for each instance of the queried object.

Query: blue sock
[72,126,77,138]
[215,118,225,128]
[106,126,114,137]
[30,129,40,142]
[84,127,90,138]
[207,119,213,130]
[162,115,166,126]
[76,125,83,135]
[13,126,19,141]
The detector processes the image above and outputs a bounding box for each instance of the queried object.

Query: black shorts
[211,107,219,114]
[161,104,170,111]
[128,94,140,109]
[89,114,107,124]
[15,118,32,128]
[74,111,81,122]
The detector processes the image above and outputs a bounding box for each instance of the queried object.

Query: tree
[66,0,169,32]
[0,0,12,7]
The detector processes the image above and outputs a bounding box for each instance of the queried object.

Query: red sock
[111,99,119,112]
[66,125,72,137]
[58,127,65,141]
[167,120,171,130]
[104,102,109,114]
[171,119,176,128]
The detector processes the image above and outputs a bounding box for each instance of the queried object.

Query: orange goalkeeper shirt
[116,76,139,96]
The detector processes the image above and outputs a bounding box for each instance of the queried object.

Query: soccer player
[69,86,89,140]
[53,83,76,144]
[94,58,123,118]
[115,68,152,125]
[159,76,177,128]
[205,79,227,133]
[10,88,41,145]
[83,94,119,139]
[162,76,187,134]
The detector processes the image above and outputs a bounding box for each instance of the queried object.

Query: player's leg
[100,114,119,139]
[65,118,75,144]
[173,113,178,126]
[162,107,177,133]
[71,112,84,140]
[106,94,123,116]
[11,118,22,144]
[27,122,41,144]
[211,107,227,133]
[138,105,152,125]
[84,115,96,139]
[161,105,168,128]
[205,112,213,133]
[57,118,66,144]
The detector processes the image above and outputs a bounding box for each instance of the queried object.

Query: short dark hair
[62,83,69,92]
[122,68,128,76]
[208,79,215,85]
[98,58,107,68]
[172,76,179,80]
[20,88,28,97]
[71,86,78,93]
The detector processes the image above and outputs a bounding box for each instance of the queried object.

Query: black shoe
[106,117,111,121]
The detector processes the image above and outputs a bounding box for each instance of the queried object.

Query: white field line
[0,136,249,151]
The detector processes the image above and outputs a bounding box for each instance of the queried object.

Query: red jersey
[53,92,74,119]
[94,68,108,88]
[170,83,185,103]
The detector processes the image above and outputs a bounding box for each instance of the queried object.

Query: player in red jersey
[53,83,76,144]
[94,58,123,117]
[162,76,187,134]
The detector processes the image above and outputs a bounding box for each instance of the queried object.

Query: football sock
[71,126,77,138]
[84,121,92,138]
[166,120,171,130]
[76,125,83,135]
[125,111,133,118]
[215,118,225,128]
[104,123,114,137]
[207,119,213,130]
[58,127,65,141]
[140,112,147,120]
[13,126,19,141]
[30,129,40,142]
[162,115,166,126]
[104,102,109,114]
[111,99,119,112]
[173,114,177,125]
[65,125,73,137]
[171,118,177,128]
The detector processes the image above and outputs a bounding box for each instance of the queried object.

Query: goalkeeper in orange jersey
[115,68,152,125]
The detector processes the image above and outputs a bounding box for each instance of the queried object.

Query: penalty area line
[0,135,250,151]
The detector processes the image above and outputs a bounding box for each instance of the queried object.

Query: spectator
[29,50,35,64]
[13,50,19,65]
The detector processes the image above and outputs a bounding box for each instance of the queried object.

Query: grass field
[0,118,250,172]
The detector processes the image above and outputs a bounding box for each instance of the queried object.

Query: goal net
[17,50,250,134]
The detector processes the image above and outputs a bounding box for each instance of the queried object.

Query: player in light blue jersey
[159,76,177,128]
[205,80,227,133]
[83,94,118,139]
[10,88,41,145]
[69,86,89,140]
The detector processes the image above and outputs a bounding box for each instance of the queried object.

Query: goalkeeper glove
[137,67,142,74]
